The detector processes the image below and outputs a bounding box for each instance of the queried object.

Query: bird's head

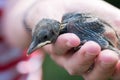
[27,19,60,55]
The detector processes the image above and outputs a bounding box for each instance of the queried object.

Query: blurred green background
[105,0,120,8]
[43,1,120,80]
[43,55,83,80]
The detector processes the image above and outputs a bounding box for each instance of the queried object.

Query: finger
[63,41,101,75]
[83,50,118,80]
[45,33,80,55]
[112,61,120,80]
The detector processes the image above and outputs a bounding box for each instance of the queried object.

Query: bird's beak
[27,40,51,55]
[27,41,38,55]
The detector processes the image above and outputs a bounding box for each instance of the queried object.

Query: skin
[3,0,120,80]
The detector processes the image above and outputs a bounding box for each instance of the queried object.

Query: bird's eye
[51,31,55,35]
[43,35,48,40]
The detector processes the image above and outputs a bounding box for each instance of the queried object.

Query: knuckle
[68,70,79,75]
[67,68,83,75]
[65,62,94,76]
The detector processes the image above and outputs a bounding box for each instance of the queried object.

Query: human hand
[39,0,120,80]
[42,33,119,80]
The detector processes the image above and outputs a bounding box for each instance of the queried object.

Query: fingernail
[100,58,116,68]
[100,51,118,68]
[66,41,73,47]
[101,61,115,68]
[66,39,80,48]
[85,52,97,59]
[65,34,80,47]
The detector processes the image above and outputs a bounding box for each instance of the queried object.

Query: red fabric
[0,42,29,80]
[0,8,29,80]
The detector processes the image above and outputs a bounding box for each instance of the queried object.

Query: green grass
[43,54,83,80]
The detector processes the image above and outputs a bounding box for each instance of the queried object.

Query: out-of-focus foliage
[105,0,120,8]
[43,55,83,80]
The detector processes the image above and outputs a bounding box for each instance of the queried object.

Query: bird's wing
[62,12,120,50]
[62,13,105,34]
[66,20,109,48]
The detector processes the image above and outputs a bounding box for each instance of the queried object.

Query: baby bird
[27,13,120,55]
